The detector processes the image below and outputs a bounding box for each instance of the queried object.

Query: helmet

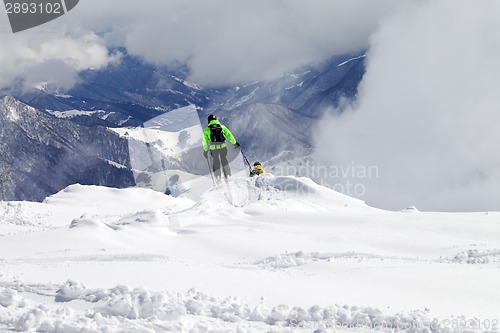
[253,161,261,166]
[207,114,217,123]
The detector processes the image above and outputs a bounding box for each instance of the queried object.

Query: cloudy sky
[0,0,399,89]
[314,0,500,211]
[1,0,498,211]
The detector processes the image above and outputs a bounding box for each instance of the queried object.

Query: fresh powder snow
[1,175,499,332]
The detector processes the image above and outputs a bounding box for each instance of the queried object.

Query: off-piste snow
[1,174,499,332]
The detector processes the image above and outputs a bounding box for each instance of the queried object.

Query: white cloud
[1,0,402,89]
[0,27,119,91]
[313,0,500,212]
[117,0,400,86]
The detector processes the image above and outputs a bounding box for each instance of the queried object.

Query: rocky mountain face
[0,96,134,201]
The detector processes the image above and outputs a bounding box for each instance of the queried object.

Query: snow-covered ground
[1,175,499,332]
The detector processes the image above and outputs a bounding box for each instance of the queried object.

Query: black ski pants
[211,148,231,179]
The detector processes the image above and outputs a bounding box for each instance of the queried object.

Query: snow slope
[1,176,499,332]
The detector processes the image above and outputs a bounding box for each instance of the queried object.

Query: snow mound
[449,249,500,264]
[69,214,115,230]
[69,209,179,235]
[255,251,326,269]
[256,175,366,207]
[0,288,27,307]
[254,251,365,270]
[115,209,174,229]
[44,184,195,216]
[3,282,493,333]
[55,280,88,303]
[117,209,168,225]
[195,175,367,215]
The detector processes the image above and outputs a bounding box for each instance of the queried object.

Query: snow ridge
[2,281,491,333]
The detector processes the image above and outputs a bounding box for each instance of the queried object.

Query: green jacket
[203,120,237,151]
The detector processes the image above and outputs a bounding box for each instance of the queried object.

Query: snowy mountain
[1,177,499,331]
[215,54,365,117]
[16,54,214,127]
[0,96,134,201]
[0,52,365,201]
[9,52,364,127]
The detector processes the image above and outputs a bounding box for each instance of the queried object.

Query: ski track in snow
[247,249,500,271]
[1,176,500,332]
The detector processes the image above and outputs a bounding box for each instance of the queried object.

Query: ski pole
[239,148,253,175]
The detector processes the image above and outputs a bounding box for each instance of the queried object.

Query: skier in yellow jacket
[202,115,239,181]
[250,161,266,176]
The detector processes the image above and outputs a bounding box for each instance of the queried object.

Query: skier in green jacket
[202,115,239,181]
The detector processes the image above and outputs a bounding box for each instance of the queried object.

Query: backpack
[209,123,226,142]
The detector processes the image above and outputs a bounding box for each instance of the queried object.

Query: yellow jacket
[251,164,266,176]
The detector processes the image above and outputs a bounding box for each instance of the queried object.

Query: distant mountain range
[0,96,134,201]
[0,51,365,201]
